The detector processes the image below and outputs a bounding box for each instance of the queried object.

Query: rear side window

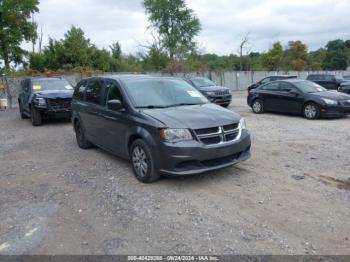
[260,77,271,84]
[261,82,279,91]
[325,75,335,81]
[85,79,102,105]
[74,80,87,100]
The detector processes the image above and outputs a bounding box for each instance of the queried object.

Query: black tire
[30,105,42,126]
[130,139,160,183]
[252,99,264,114]
[74,120,92,149]
[303,102,320,120]
[221,103,230,108]
[19,103,28,119]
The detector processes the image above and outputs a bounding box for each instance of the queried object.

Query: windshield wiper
[135,105,169,109]
[167,103,203,107]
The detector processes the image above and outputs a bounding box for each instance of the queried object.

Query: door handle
[102,115,116,120]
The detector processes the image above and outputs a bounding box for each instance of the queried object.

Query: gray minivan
[71,75,251,183]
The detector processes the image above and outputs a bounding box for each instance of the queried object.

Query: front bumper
[156,130,251,176]
[320,104,350,117]
[207,94,232,105]
[36,106,71,118]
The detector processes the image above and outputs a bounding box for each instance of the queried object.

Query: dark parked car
[184,77,232,107]
[306,74,345,90]
[338,81,350,94]
[247,79,350,119]
[18,77,74,126]
[247,75,297,92]
[72,75,251,183]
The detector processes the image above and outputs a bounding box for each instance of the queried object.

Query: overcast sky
[25,0,350,55]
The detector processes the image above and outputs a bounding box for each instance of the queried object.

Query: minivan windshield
[191,77,216,88]
[294,81,327,93]
[32,79,73,91]
[123,79,209,108]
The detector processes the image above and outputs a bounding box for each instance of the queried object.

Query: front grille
[47,98,71,110]
[223,123,239,131]
[195,127,219,135]
[215,90,230,96]
[194,122,240,145]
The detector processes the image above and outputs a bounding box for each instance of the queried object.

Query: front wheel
[221,103,230,108]
[303,103,320,120]
[130,139,160,183]
[30,106,42,126]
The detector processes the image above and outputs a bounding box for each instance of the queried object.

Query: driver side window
[105,81,123,106]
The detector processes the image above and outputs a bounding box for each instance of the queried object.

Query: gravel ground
[0,91,350,255]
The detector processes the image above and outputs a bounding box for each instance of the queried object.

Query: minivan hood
[311,91,350,101]
[35,90,73,99]
[142,103,241,129]
[198,85,229,92]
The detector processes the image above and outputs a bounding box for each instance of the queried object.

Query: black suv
[184,77,232,107]
[306,74,345,90]
[248,75,297,92]
[72,75,251,183]
[18,77,73,126]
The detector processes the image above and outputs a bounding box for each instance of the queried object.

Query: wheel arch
[126,127,158,156]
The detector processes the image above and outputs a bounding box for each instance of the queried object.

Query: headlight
[205,91,216,96]
[239,118,247,129]
[160,128,193,143]
[322,98,337,105]
[35,97,47,107]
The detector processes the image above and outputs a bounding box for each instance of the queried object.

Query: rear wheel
[30,105,42,126]
[303,103,320,120]
[252,99,264,114]
[130,139,160,183]
[74,120,92,149]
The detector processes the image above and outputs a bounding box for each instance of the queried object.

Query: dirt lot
[0,91,350,255]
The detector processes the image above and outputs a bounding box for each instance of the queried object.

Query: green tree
[261,42,283,71]
[61,26,93,68]
[91,47,113,71]
[140,44,170,71]
[322,39,347,70]
[110,41,122,60]
[40,26,94,70]
[143,0,201,60]
[0,0,39,70]
[309,48,326,70]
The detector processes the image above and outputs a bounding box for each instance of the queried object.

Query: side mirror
[107,99,124,111]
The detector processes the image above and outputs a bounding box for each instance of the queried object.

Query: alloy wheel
[253,101,262,113]
[304,104,317,119]
[132,146,148,178]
